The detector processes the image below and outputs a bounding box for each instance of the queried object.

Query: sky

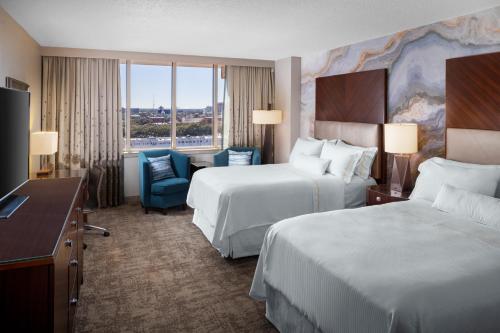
[120,64,224,109]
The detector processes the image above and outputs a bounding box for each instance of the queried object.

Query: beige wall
[274,57,301,163]
[0,7,41,173]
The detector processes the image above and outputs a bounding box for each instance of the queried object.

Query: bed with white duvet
[250,157,500,333]
[187,137,378,258]
[188,163,375,258]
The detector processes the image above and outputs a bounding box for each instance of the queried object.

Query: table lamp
[384,123,418,193]
[253,110,282,164]
[31,131,58,176]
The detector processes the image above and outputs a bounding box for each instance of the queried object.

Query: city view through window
[120,63,224,149]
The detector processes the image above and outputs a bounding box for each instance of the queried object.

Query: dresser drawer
[68,274,79,333]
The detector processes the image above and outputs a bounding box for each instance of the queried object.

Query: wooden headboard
[315,69,387,181]
[446,52,500,164]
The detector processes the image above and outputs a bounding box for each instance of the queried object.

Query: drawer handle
[76,207,82,213]
[65,239,72,247]
[71,220,77,227]
[69,259,78,266]
[376,196,382,202]
[70,298,78,306]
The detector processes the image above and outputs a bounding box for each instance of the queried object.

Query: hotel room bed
[250,199,500,333]
[187,163,376,258]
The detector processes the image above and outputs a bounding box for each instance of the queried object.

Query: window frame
[121,60,224,152]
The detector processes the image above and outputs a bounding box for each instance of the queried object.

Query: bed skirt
[265,285,322,333]
[192,208,270,258]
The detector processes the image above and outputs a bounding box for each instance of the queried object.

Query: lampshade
[31,131,58,155]
[384,123,418,154]
[252,110,282,125]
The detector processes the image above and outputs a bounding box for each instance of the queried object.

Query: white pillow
[291,154,330,176]
[433,184,500,230]
[289,138,325,163]
[431,157,500,197]
[320,143,362,183]
[410,158,500,202]
[336,141,377,179]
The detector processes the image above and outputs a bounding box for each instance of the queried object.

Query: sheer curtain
[226,66,274,149]
[42,56,123,207]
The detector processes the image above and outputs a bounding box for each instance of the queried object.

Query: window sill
[123,147,222,158]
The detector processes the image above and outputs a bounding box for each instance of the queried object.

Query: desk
[0,175,86,332]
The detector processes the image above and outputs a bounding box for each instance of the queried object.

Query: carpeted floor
[75,203,277,333]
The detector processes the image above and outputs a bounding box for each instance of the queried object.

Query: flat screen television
[0,87,30,219]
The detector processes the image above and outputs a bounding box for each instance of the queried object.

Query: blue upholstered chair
[213,147,261,167]
[138,149,190,214]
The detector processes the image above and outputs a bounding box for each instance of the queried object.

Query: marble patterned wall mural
[301,6,500,175]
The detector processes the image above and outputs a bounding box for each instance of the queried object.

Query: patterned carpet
[75,203,277,333]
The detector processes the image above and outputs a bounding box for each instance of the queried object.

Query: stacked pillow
[410,157,500,202]
[289,138,326,163]
[288,137,378,183]
[410,157,500,230]
[319,141,362,183]
[336,141,378,180]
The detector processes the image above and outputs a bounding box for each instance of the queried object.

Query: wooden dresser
[0,175,86,332]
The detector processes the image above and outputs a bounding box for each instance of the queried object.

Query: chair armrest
[252,148,261,165]
[138,153,152,204]
[170,150,190,179]
[213,150,228,167]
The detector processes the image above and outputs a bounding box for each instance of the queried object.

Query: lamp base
[262,124,274,164]
[390,154,412,193]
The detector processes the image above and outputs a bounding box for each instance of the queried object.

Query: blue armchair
[213,147,261,167]
[138,149,190,214]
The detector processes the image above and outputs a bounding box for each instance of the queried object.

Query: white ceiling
[1,0,499,60]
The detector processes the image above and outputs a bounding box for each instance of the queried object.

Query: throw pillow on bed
[148,155,176,181]
[291,154,330,176]
[228,150,253,166]
[433,184,500,230]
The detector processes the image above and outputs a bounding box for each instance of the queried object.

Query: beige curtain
[42,56,123,207]
[226,66,274,148]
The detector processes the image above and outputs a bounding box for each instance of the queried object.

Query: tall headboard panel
[315,69,387,181]
[446,52,500,164]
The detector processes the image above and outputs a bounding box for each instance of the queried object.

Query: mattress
[251,200,500,333]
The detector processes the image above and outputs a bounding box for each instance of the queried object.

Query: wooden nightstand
[366,184,411,206]
[190,161,213,178]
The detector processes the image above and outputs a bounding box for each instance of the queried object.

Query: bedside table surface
[367,184,411,206]
[368,184,411,200]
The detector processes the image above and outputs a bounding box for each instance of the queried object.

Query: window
[176,65,213,148]
[129,64,172,149]
[121,62,225,151]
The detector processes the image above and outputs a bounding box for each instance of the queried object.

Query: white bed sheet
[251,200,500,333]
[345,175,377,208]
[187,163,354,257]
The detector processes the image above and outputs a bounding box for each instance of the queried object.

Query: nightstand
[366,184,411,206]
[190,161,213,178]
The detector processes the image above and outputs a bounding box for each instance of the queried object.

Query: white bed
[250,198,500,333]
[187,163,376,258]
[187,121,383,258]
